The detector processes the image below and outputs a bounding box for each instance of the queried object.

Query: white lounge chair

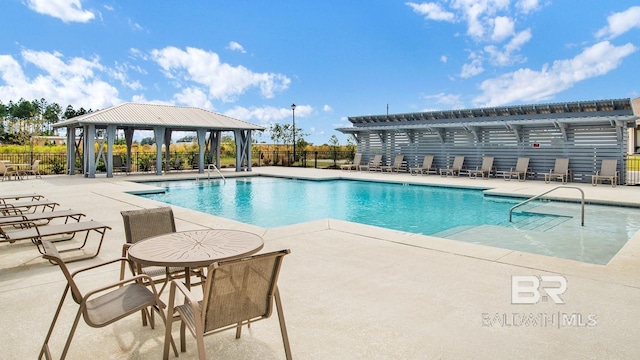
[410,155,436,175]
[592,159,618,187]
[468,156,494,179]
[503,158,530,181]
[440,156,465,177]
[381,154,405,173]
[544,158,570,184]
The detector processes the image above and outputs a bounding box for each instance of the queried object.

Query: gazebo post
[106,125,116,178]
[197,129,206,173]
[153,126,165,175]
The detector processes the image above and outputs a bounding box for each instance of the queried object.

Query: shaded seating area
[592,159,619,187]
[163,249,292,360]
[545,158,570,184]
[381,154,405,173]
[39,239,177,360]
[359,154,382,172]
[503,157,530,181]
[468,156,494,179]
[440,156,465,177]
[410,155,436,175]
[341,153,362,171]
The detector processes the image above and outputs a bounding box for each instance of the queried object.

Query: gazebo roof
[53,102,265,131]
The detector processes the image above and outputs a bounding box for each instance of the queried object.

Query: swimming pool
[137,177,640,265]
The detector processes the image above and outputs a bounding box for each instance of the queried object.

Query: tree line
[0,97,92,144]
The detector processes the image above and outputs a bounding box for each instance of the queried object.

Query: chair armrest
[71,257,132,277]
[83,273,159,301]
[167,279,202,321]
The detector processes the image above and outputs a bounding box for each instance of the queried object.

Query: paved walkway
[1,168,640,359]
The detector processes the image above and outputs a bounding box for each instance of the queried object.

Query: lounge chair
[439,156,465,177]
[0,199,58,214]
[381,154,405,173]
[468,156,494,179]
[163,249,292,360]
[592,159,618,187]
[0,220,111,262]
[0,193,44,204]
[503,157,530,182]
[39,239,177,360]
[341,153,363,172]
[0,161,19,181]
[120,207,187,298]
[22,159,41,179]
[544,158,570,184]
[359,154,382,172]
[410,155,436,176]
[0,209,85,228]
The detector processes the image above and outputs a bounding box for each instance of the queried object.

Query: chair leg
[60,308,84,359]
[39,286,70,360]
[274,288,292,360]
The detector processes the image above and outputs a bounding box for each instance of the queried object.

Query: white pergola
[53,103,265,178]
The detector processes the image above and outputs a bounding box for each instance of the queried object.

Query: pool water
[137,177,640,265]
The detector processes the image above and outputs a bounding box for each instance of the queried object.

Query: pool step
[508,212,572,231]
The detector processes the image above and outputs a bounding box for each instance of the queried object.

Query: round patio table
[127,229,264,287]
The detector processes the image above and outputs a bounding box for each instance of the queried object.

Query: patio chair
[468,156,494,179]
[409,155,436,176]
[120,207,187,298]
[22,159,41,178]
[381,154,405,173]
[439,156,465,177]
[592,159,619,187]
[163,249,292,360]
[503,157,530,182]
[359,154,382,172]
[341,153,362,172]
[0,219,111,262]
[0,161,19,181]
[544,158,570,184]
[38,239,177,360]
[113,155,128,174]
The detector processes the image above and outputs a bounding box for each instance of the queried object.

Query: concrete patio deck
[2,167,640,359]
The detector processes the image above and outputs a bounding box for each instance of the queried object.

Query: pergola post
[196,129,206,173]
[84,124,96,178]
[164,129,172,172]
[105,125,116,178]
[124,127,134,172]
[153,126,165,175]
[66,126,75,175]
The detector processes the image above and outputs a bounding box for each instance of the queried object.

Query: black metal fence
[0,150,357,175]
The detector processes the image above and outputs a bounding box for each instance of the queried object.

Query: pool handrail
[206,164,226,183]
[509,186,585,226]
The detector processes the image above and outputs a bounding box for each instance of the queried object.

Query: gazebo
[53,103,265,178]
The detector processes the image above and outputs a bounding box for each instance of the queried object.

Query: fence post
[314,151,318,168]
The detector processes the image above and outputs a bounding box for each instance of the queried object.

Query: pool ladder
[197,164,226,183]
[509,186,585,226]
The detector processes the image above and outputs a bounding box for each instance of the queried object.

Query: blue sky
[1,1,639,145]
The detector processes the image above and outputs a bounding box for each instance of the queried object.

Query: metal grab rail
[206,164,226,183]
[509,186,585,226]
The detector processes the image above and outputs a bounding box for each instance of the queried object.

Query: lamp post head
[291,103,296,111]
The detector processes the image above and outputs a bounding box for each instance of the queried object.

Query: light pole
[291,103,296,163]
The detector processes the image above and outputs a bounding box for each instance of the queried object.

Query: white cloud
[25,0,95,23]
[596,6,640,40]
[150,46,290,102]
[424,92,465,109]
[0,50,121,109]
[460,51,484,78]
[491,16,515,42]
[406,2,455,21]
[224,104,313,125]
[473,41,637,107]
[323,104,333,112]
[228,41,247,53]
[515,0,541,14]
[173,87,214,110]
[440,55,448,63]
[485,28,531,65]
